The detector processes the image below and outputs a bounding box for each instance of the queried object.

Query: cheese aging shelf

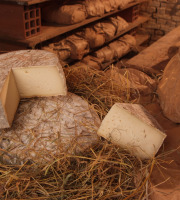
[0,0,149,51]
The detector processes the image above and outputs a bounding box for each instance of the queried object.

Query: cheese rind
[97,103,166,159]
[0,93,101,164]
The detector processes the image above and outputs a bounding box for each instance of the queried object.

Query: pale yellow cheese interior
[0,70,20,127]
[12,65,66,98]
[0,65,67,129]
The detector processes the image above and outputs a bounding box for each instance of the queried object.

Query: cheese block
[0,50,67,129]
[97,103,166,159]
[0,93,101,165]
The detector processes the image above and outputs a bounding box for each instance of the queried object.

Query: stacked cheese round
[0,93,100,164]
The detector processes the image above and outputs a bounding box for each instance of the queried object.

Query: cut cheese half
[0,65,67,129]
[97,103,166,159]
[0,50,68,129]
[12,65,66,98]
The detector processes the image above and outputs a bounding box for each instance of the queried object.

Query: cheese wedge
[0,70,20,129]
[0,50,67,129]
[12,65,66,98]
[97,103,166,159]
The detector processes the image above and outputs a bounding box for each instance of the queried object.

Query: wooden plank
[22,16,149,47]
[126,25,180,74]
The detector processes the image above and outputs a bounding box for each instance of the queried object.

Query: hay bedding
[0,70,154,199]
[0,140,153,200]
[64,64,157,115]
[0,53,155,199]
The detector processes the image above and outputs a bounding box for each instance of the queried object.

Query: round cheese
[0,93,101,164]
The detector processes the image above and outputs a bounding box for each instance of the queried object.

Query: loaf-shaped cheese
[97,103,166,159]
[0,50,67,129]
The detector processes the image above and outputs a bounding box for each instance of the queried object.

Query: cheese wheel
[0,93,101,164]
[157,50,180,123]
[0,50,67,129]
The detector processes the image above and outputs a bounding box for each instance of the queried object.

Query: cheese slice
[97,103,166,159]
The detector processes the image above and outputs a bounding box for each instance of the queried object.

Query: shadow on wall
[170,2,180,16]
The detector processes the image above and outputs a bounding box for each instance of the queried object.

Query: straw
[0,140,153,199]
[0,64,156,199]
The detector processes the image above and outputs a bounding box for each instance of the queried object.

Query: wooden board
[126,25,180,74]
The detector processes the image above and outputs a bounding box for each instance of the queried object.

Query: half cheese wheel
[0,50,67,129]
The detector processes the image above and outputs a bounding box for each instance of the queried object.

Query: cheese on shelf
[0,50,67,129]
[97,103,166,159]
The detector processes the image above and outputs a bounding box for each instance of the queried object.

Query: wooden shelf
[61,15,149,66]
[0,0,50,6]
[0,0,148,48]
[103,16,149,46]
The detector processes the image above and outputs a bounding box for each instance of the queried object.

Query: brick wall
[141,0,180,41]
